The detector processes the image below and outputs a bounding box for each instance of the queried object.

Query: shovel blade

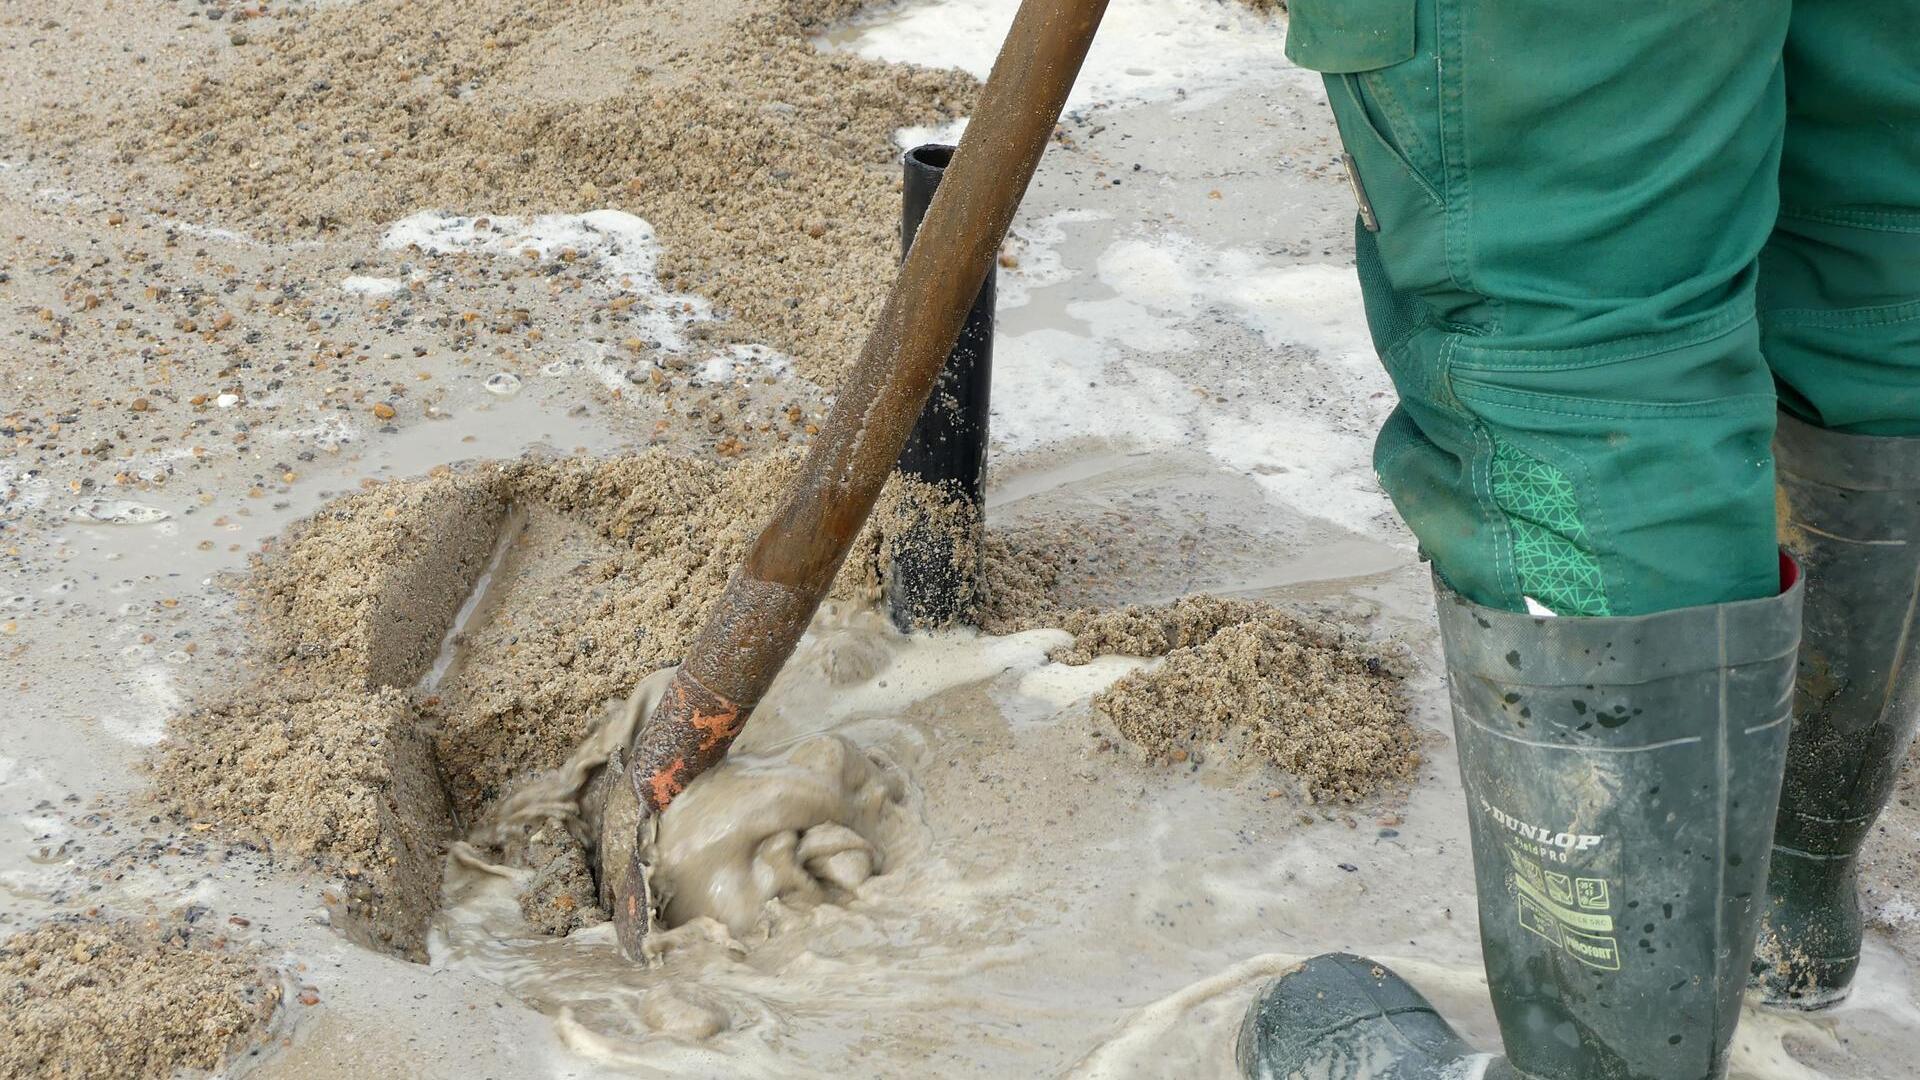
[612,844,653,959]
[593,750,655,959]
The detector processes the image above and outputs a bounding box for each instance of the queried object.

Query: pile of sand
[0,912,279,1080]
[981,558,1417,804]
[151,451,1411,958]
[155,451,881,954]
[1061,597,1416,802]
[56,0,974,384]
[154,687,455,959]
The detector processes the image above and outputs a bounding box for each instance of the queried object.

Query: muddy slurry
[138,450,1416,1059]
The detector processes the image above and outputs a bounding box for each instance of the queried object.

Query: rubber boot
[1239,565,1802,1079]
[1756,413,1920,1009]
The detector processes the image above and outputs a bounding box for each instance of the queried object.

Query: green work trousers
[1288,0,1920,615]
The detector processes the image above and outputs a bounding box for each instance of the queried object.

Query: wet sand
[2,1,1915,1078]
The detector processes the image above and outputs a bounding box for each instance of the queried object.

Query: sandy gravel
[2,911,281,1080]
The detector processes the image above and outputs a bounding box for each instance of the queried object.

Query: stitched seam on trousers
[1372,438,1423,481]
[1339,75,1443,207]
[1433,330,1465,408]
[1451,335,1523,608]
[1479,419,1522,610]
[1379,312,1480,398]
[1566,433,1620,612]
[1449,387,1779,421]
[1360,66,1442,196]
[1760,297,1920,330]
[1777,206,1920,233]
[1446,306,1754,372]
[1438,0,1474,301]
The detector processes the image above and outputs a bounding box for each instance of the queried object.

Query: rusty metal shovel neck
[609,0,1110,957]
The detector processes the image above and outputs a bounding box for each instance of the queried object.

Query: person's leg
[1763,1,1920,435]
[1756,0,1920,1009]
[1239,1,1800,1077]
[1302,0,1787,618]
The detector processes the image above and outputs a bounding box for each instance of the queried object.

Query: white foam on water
[1876,895,1919,928]
[101,666,180,746]
[1205,409,1387,538]
[894,116,969,151]
[991,222,1399,538]
[990,325,1193,452]
[156,219,324,249]
[175,222,253,243]
[1730,945,1920,1079]
[998,208,1109,311]
[551,342,642,393]
[265,413,358,449]
[773,622,1081,723]
[698,343,795,385]
[1008,653,1154,712]
[66,499,170,526]
[381,209,713,353]
[1,463,52,515]
[0,755,70,899]
[340,274,405,297]
[824,0,1293,112]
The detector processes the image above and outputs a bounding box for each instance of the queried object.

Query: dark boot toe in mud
[1753,853,1864,1011]
[1235,953,1500,1080]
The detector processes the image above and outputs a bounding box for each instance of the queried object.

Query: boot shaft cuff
[1777,411,1920,493]
[1434,555,1802,689]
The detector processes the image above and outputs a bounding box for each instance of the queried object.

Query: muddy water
[417,523,1918,1078]
[986,445,1406,610]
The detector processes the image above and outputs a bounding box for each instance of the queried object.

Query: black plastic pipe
[888,143,995,630]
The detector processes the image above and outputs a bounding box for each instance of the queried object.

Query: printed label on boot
[1482,798,1622,971]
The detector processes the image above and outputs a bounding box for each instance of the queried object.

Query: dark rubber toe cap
[1753,851,1863,1010]
[1236,953,1482,1080]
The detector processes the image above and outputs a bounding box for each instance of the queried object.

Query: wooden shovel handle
[624,0,1111,817]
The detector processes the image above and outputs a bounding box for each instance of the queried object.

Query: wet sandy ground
[4,2,1917,1077]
